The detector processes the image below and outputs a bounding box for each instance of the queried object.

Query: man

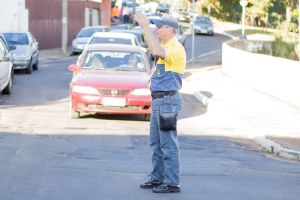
[134,13,186,193]
[111,5,119,23]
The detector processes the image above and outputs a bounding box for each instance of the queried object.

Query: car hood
[73,70,150,90]
[10,45,31,58]
[74,37,90,44]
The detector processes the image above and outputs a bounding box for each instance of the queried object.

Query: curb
[187,68,300,162]
[254,136,300,161]
[193,91,209,107]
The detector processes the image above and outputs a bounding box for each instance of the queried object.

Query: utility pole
[191,0,195,63]
[62,0,68,54]
[240,0,247,39]
[132,0,136,25]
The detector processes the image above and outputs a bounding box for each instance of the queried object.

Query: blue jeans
[149,93,182,187]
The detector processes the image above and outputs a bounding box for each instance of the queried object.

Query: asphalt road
[0,35,299,199]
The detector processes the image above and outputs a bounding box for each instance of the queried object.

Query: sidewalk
[183,66,300,161]
[39,48,70,62]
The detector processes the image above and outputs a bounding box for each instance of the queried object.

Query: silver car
[71,26,110,55]
[0,34,14,94]
[3,32,39,74]
[193,16,214,36]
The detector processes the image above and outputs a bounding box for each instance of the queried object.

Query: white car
[71,26,110,55]
[3,32,39,74]
[87,32,142,47]
[0,34,14,95]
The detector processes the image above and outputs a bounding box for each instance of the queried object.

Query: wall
[0,0,28,32]
[222,40,300,108]
[25,0,111,49]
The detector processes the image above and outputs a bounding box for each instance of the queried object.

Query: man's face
[156,25,174,41]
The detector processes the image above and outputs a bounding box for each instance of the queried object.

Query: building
[0,0,111,49]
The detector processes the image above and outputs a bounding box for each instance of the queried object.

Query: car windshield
[111,25,132,30]
[3,33,28,45]
[195,17,212,24]
[89,37,132,45]
[82,51,146,72]
[77,28,105,37]
[114,31,143,44]
[158,3,170,9]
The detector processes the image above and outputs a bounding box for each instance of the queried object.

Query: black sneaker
[140,180,163,189]
[152,183,180,193]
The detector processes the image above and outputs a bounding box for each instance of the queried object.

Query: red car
[68,44,152,119]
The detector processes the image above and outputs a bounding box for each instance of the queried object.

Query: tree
[246,0,275,26]
[279,0,299,35]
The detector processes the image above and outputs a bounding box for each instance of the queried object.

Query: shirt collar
[161,36,177,47]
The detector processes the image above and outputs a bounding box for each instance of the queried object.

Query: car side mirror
[142,43,148,48]
[68,64,81,72]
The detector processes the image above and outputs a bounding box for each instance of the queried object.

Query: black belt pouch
[159,103,177,131]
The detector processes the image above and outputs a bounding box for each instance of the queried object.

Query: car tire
[33,58,39,70]
[25,60,33,74]
[2,70,13,95]
[69,99,80,119]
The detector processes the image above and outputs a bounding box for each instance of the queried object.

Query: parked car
[177,25,186,46]
[156,3,171,15]
[175,8,190,22]
[0,34,14,95]
[87,32,141,46]
[111,29,148,48]
[71,26,110,55]
[193,16,214,36]
[111,24,133,31]
[68,44,152,119]
[3,32,39,74]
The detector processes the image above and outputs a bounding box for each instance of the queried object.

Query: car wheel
[69,98,80,119]
[33,59,39,70]
[2,70,13,95]
[145,114,151,121]
[25,61,33,74]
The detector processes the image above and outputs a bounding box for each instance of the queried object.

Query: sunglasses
[156,25,169,29]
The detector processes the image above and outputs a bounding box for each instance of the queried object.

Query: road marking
[187,50,221,63]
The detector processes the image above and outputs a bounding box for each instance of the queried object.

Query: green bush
[272,37,299,61]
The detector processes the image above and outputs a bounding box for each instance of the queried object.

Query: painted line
[187,50,221,63]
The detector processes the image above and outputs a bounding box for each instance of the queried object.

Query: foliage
[271,36,299,60]
[246,0,275,26]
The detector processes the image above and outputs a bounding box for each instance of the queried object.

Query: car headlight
[131,88,151,96]
[72,40,77,46]
[12,54,31,61]
[72,86,99,95]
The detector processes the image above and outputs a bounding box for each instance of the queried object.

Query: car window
[195,17,212,24]
[89,37,132,45]
[3,33,28,45]
[82,51,146,72]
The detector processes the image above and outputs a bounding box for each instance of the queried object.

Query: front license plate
[102,97,126,107]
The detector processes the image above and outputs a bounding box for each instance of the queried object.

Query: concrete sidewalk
[183,66,300,161]
[39,48,70,62]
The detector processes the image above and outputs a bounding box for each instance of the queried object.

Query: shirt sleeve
[164,45,186,74]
